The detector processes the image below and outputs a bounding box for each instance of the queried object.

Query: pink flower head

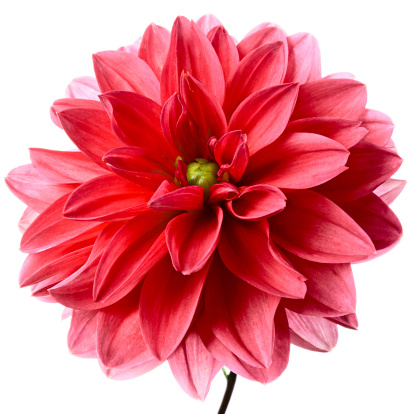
[6,14,404,401]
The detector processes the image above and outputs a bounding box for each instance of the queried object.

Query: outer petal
[205,256,280,368]
[57,107,121,169]
[20,193,101,253]
[226,185,286,220]
[286,310,338,352]
[161,17,225,105]
[285,33,321,84]
[223,41,287,119]
[291,79,367,121]
[93,210,173,303]
[360,109,394,147]
[228,84,299,155]
[63,174,153,221]
[139,256,209,360]
[374,179,407,205]
[138,23,170,80]
[100,358,161,381]
[218,217,306,298]
[18,208,39,234]
[237,26,286,59]
[269,190,376,263]
[327,313,358,330]
[168,330,221,400]
[68,310,98,358]
[93,51,160,103]
[244,132,349,189]
[315,142,403,203]
[97,285,154,368]
[65,76,100,100]
[196,14,222,34]
[30,148,104,184]
[339,193,403,251]
[166,207,223,275]
[50,98,102,128]
[207,26,239,85]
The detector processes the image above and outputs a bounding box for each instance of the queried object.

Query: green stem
[218,371,237,414]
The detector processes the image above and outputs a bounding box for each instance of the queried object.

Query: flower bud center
[186,158,219,198]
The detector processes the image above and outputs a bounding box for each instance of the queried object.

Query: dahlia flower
[6,13,404,411]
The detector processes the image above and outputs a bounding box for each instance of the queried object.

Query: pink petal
[93,51,160,103]
[286,310,338,352]
[100,357,161,381]
[93,210,172,303]
[97,285,154,368]
[148,181,204,211]
[166,207,223,275]
[244,132,349,189]
[360,109,394,147]
[57,107,121,169]
[168,330,221,400]
[67,310,98,358]
[218,218,306,298]
[227,185,286,220]
[284,117,367,148]
[139,256,209,360]
[50,98,102,128]
[327,313,358,330]
[63,174,152,221]
[237,26,286,60]
[228,83,299,155]
[374,179,407,205]
[207,26,239,85]
[269,189,376,263]
[30,148,104,184]
[196,14,222,34]
[138,23,170,81]
[291,78,367,121]
[117,37,142,54]
[285,33,321,84]
[161,17,225,105]
[205,256,280,368]
[20,193,101,253]
[223,41,287,119]
[5,164,76,213]
[315,142,403,203]
[339,193,402,251]
[324,72,355,80]
[18,208,39,234]
[65,76,100,100]
[180,73,227,157]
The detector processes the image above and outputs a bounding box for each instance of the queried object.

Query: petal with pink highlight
[65,76,100,100]
[68,310,98,358]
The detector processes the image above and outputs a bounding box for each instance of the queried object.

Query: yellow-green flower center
[186,158,219,198]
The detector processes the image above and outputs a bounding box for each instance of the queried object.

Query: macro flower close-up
[2,5,411,414]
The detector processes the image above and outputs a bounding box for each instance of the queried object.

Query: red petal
[269,190,376,263]
[93,51,160,103]
[65,76,100,100]
[374,179,407,205]
[244,132,349,189]
[20,193,101,253]
[58,107,121,169]
[227,185,286,220]
[139,256,208,360]
[327,313,358,330]
[315,142,403,203]
[286,310,338,352]
[196,14,222,34]
[63,174,152,221]
[228,84,299,155]
[360,109,394,147]
[205,256,280,368]
[94,210,172,303]
[223,41,287,119]
[138,23,170,81]
[97,285,154,368]
[285,33,321,84]
[67,310,98,358]
[207,26,239,85]
[339,193,402,251]
[161,17,225,105]
[237,26,286,60]
[30,148,104,184]
[291,78,367,121]
[284,117,367,149]
[50,98,102,128]
[218,218,306,298]
[148,181,204,211]
[168,330,221,400]
[166,207,223,275]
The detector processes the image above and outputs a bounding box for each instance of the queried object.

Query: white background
[0,0,413,413]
